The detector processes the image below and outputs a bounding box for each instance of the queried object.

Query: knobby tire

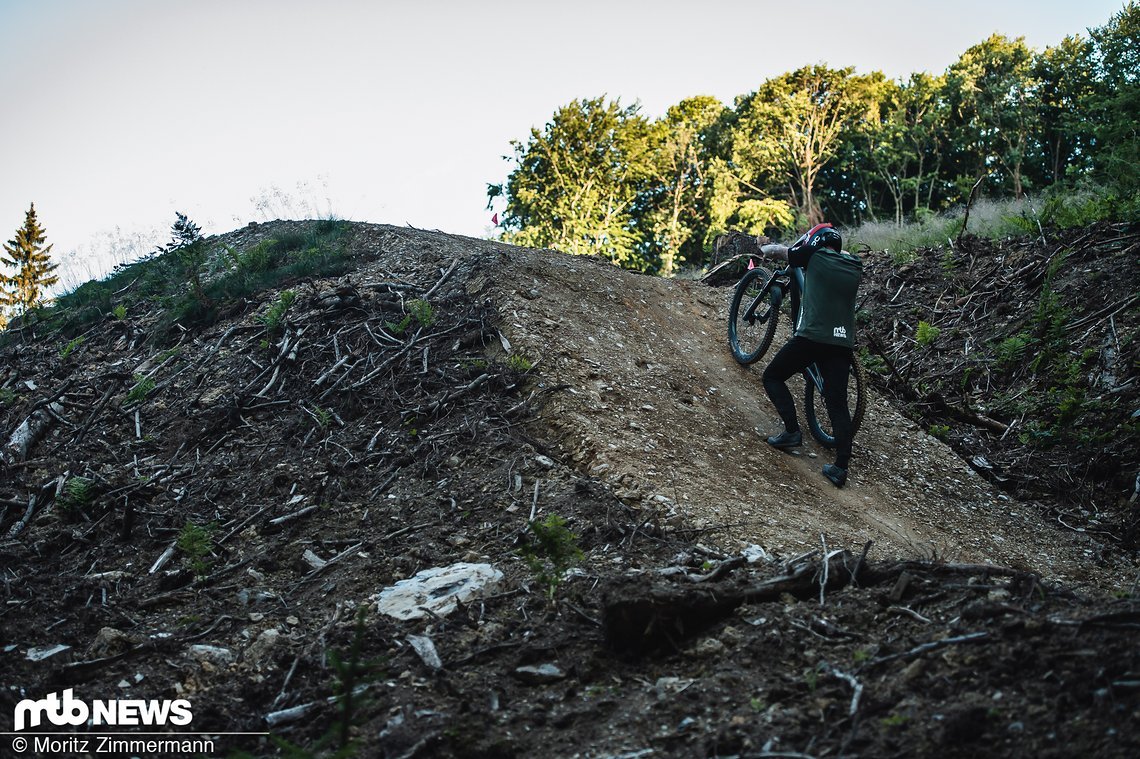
[728,266,779,365]
[803,354,868,449]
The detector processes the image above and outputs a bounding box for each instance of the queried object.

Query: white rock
[188,644,235,665]
[741,544,769,564]
[26,644,70,661]
[375,562,504,621]
[513,663,565,684]
[407,634,442,669]
[244,629,281,667]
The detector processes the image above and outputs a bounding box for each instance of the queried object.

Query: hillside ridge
[1,220,1136,757]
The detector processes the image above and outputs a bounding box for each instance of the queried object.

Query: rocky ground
[0,220,1137,758]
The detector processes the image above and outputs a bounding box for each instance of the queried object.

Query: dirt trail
[487,246,1106,587]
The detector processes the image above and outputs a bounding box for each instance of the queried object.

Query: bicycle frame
[744,262,827,395]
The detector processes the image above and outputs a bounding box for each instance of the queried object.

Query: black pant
[762,336,854,469]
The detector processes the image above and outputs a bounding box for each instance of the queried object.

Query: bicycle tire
[727,265,780,365]
[803,354,868,449]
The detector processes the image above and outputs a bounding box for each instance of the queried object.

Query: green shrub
[236,239,279,273]
[124,374,156,406]
[858,348,888,376]
[260,290,297,335]
[915,321,941,347]
[408,299,434,327]
[177,521,217,576]
[995,333,1033,368]
[41,219,352,346]
[59,476,94,513]
[59,336,85,359]
[312,405,333,429]
[520,514,583,601]
[385,314,413,336]
[507,354,534,372]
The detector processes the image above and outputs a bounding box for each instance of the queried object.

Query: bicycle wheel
[727,265,780,365]
[803,355,868,449]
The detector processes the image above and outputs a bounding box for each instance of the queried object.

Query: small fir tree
[0,203,59,318]
[157,212,209,306]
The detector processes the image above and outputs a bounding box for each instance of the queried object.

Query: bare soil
[0,221,1137,758]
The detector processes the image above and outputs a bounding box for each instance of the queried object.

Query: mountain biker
[756,223,863,488]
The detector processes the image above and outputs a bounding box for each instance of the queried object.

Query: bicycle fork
[745,280,784,324]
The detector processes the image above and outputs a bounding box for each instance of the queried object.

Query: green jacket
[789,246,863,348]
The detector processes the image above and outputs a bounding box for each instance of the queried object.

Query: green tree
[640,96,730,275]
[733,65,862,225]
[1033,35,1097,185]
[837,72,952,225]
[897,73,951,216]
[829,72,903,224]
[1,203,59,318]
[157,212,209,306]
[945,34,1039,199]
[493,97,655,268]
[1088,1,1140,192]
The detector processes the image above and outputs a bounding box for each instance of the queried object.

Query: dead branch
[865,631,989,669]
[422,258,461,300]
[3,402,66,465]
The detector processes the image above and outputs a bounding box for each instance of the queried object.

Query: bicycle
[727,258,867,449]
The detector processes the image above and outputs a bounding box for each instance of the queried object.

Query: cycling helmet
[789,223,842,255]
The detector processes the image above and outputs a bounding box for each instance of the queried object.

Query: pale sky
[0,0,1127,288]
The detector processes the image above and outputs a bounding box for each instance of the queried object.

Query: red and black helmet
[789,223,842,254]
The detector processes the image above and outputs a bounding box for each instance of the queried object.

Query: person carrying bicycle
[757,223,863,488]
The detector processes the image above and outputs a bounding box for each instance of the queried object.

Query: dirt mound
[487,244,1118,586]
[0,221,1137,758]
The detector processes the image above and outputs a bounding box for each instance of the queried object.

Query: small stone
[188,644,235,665]
[902,659,926,683]
[690,638,726,657]
[533,455,555,469]
[244,629,281,668]
[88,627,133,658]
[407,634,443,670]
[26,644,70,661]
[655,677,694,700]
[513,663,565,684]
[285,615,300,626]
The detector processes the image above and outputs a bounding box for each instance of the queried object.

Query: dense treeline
[490,4,1140,275]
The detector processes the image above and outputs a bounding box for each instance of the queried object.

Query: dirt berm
[0,221,1136,758]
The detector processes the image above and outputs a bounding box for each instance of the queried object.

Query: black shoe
[822,464,847,488]
[766,430,803,451]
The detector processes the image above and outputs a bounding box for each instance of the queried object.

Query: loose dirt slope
[488,247,1106,584]
[0,221,1136,759]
